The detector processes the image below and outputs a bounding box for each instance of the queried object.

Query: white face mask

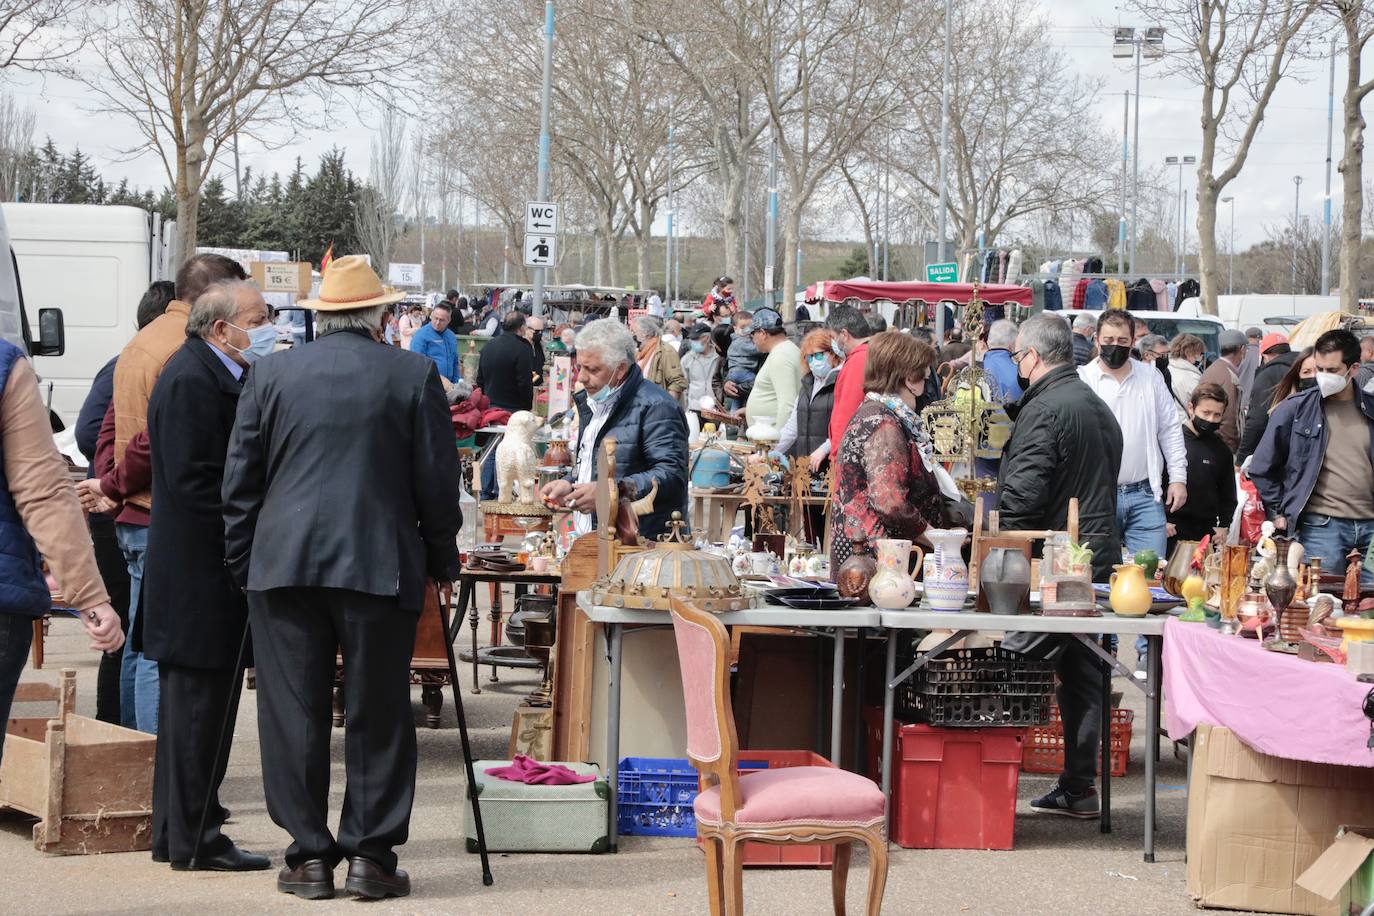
[1316,371,1350,398]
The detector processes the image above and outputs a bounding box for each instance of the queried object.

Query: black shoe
[1029,784,1100,819]
[344,857,410,899]
[171,844,272,871]
[278,859,335,900]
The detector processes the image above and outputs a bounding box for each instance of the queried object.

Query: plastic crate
[1023,707,1134,778]
[696,751,837,867]
[616,756,765,838]
[895,646,1055,727]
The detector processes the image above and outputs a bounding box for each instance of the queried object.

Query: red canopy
[808,280,1031,308]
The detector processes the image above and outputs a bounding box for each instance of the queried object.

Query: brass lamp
[591,512,750,613]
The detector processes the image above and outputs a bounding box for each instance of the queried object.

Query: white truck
[0,203,172,424]
[1176,294,1340,330]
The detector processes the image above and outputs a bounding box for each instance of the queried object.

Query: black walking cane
[189,621,250,870]
[436,581,495,885]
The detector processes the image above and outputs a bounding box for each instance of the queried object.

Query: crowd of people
[2,248,1373,896]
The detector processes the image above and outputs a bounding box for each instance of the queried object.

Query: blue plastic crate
[617,757,766,837]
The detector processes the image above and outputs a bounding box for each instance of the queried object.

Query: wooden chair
[667,595,888,916]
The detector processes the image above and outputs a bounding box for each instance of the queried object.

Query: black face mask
[1155,355,1169,373]
[1295,377,1317,392]
[1016,352,1034,386]
[1192,417,1221,436]
[1099,344,1131,370]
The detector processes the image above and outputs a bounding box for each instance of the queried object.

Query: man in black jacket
[997,314,1123,821]
[1238,336,1295,463]
[223,256,462,901]
[476,311,537,497]
[143,279,274,872]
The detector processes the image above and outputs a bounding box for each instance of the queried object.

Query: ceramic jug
[923,528,969,611]
[867,539,926,610]
[836,538,878,599]
[1109,563,1152,617]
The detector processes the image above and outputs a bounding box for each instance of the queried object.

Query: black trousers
[248,588,418,871]
[89,512,130,725]
[1000,632,1104,794]
[151,661,242,862]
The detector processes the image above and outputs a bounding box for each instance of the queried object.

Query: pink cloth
[693,766,885,827]
[1164,617,1374,767]
[483,755,596,786]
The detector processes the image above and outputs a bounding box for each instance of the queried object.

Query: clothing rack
[1019,272,1197,281]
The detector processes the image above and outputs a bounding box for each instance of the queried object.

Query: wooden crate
[0,669,155,854]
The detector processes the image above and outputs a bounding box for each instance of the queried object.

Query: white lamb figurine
[495,411,541,504]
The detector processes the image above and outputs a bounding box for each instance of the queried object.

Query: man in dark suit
[143,279,276,871]
[475,311,537,499]
[222,256,462,901]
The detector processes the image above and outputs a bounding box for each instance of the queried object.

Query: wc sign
[525,201,559,235]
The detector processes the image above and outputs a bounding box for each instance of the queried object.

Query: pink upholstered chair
[667,595,888,916]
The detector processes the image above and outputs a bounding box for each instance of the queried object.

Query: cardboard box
[1187,725,1374,915]
[1297,827,1374,916]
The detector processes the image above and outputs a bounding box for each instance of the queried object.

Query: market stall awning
[809,280,1032,308]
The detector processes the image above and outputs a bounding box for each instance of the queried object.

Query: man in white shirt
[647,291,665,318]
[1078,310,1187,566]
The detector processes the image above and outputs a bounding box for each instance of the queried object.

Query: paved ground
[1,604,1243,915]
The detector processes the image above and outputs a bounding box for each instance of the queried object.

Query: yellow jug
[1109,563,1152,617]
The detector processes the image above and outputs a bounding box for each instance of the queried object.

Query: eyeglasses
[1011,348,1033,364]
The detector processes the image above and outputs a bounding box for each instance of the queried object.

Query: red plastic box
[864,710,1025,850]
[696,750,836,867]
[1023,706,1134,778]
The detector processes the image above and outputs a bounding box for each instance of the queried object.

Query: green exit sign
[926,262,958,283]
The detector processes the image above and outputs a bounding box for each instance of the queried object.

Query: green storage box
[465,760,609,854]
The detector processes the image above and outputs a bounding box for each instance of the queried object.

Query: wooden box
[0,670,155,854]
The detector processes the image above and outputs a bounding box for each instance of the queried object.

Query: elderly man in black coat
[996,314,1123,822]
[142,279,275,872]
[222,256,463,902]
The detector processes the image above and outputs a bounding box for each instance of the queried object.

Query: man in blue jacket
[1250,329,1374,586]
[407,302,459,383]
[538,318,687,540]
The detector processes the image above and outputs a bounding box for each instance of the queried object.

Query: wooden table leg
[458,579,481,695]
[488,584,503,683]
[31,617,45,670]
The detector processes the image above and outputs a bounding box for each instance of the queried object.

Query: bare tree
[355,107,407,276]
[0,90,33,200]
[891,0,1112,263]
[1129,0,1316,315]
[84,0,431,257]
[1320,1,1373,311]
[0,0,88,72]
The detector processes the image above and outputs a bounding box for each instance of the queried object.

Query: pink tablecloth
[1164,616,1374,767]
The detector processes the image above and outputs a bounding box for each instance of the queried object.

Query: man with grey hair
[997,313,1123,820]
[223,255,462,900]
[983,319,1022,403]
[143,279,274,873]
[1071,312,1096,367]
[540,318,688,539]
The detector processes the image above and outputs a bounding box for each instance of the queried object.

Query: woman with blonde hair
[1167,333,1205,407]
[830,331,947,569]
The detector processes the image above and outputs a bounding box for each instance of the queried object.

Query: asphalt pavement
[0,600,1251,915]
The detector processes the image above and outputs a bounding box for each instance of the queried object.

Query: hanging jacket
[1084,279,1109,309]
[1071,277,1091,310]
[1174,278,1200,310]
[1043,279,1063,311]
[1105,279,1127,310]
[1151,279,1169,311]
[1127,279,1156,313]
[1007,249,1024,284]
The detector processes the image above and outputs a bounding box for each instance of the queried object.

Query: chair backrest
[667,595,742,820]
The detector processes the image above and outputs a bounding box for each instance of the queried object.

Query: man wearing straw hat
[223,255,463,900]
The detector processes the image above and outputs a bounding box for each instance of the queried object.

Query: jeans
[116,523,159,734]
[1116,482,1167,660]
[0,612,34,768]
[480,449,498,502]
[1298,513,1374,588]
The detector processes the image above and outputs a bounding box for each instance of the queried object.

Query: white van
[2,203,166,423]
[1175,294,1339,331]
[1074,310,1228,359]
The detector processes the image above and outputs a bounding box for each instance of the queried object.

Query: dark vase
[542,438,572,468]
[1263,537,1298,620]
[980,547,1031,614]
[836,537,877,599]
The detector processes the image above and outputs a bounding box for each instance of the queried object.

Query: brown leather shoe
[344,857,410,899]
[277,859,335,900]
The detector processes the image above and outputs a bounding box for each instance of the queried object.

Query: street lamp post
[1114,26,1165,274]
[1221,196,1235,295]
[1165,154,1196,275]
[1293,176,1304,294]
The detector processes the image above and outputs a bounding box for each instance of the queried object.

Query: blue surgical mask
[808,354,831,376]
[590,380,621,404]
[228,322,277,363]
[831,339,846,359]
[690,340,705,353]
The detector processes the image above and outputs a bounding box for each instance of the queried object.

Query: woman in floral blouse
[830,331,943,570]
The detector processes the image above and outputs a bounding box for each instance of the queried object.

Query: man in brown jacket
[95,253,247,734]
[1199,329,1247,455]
